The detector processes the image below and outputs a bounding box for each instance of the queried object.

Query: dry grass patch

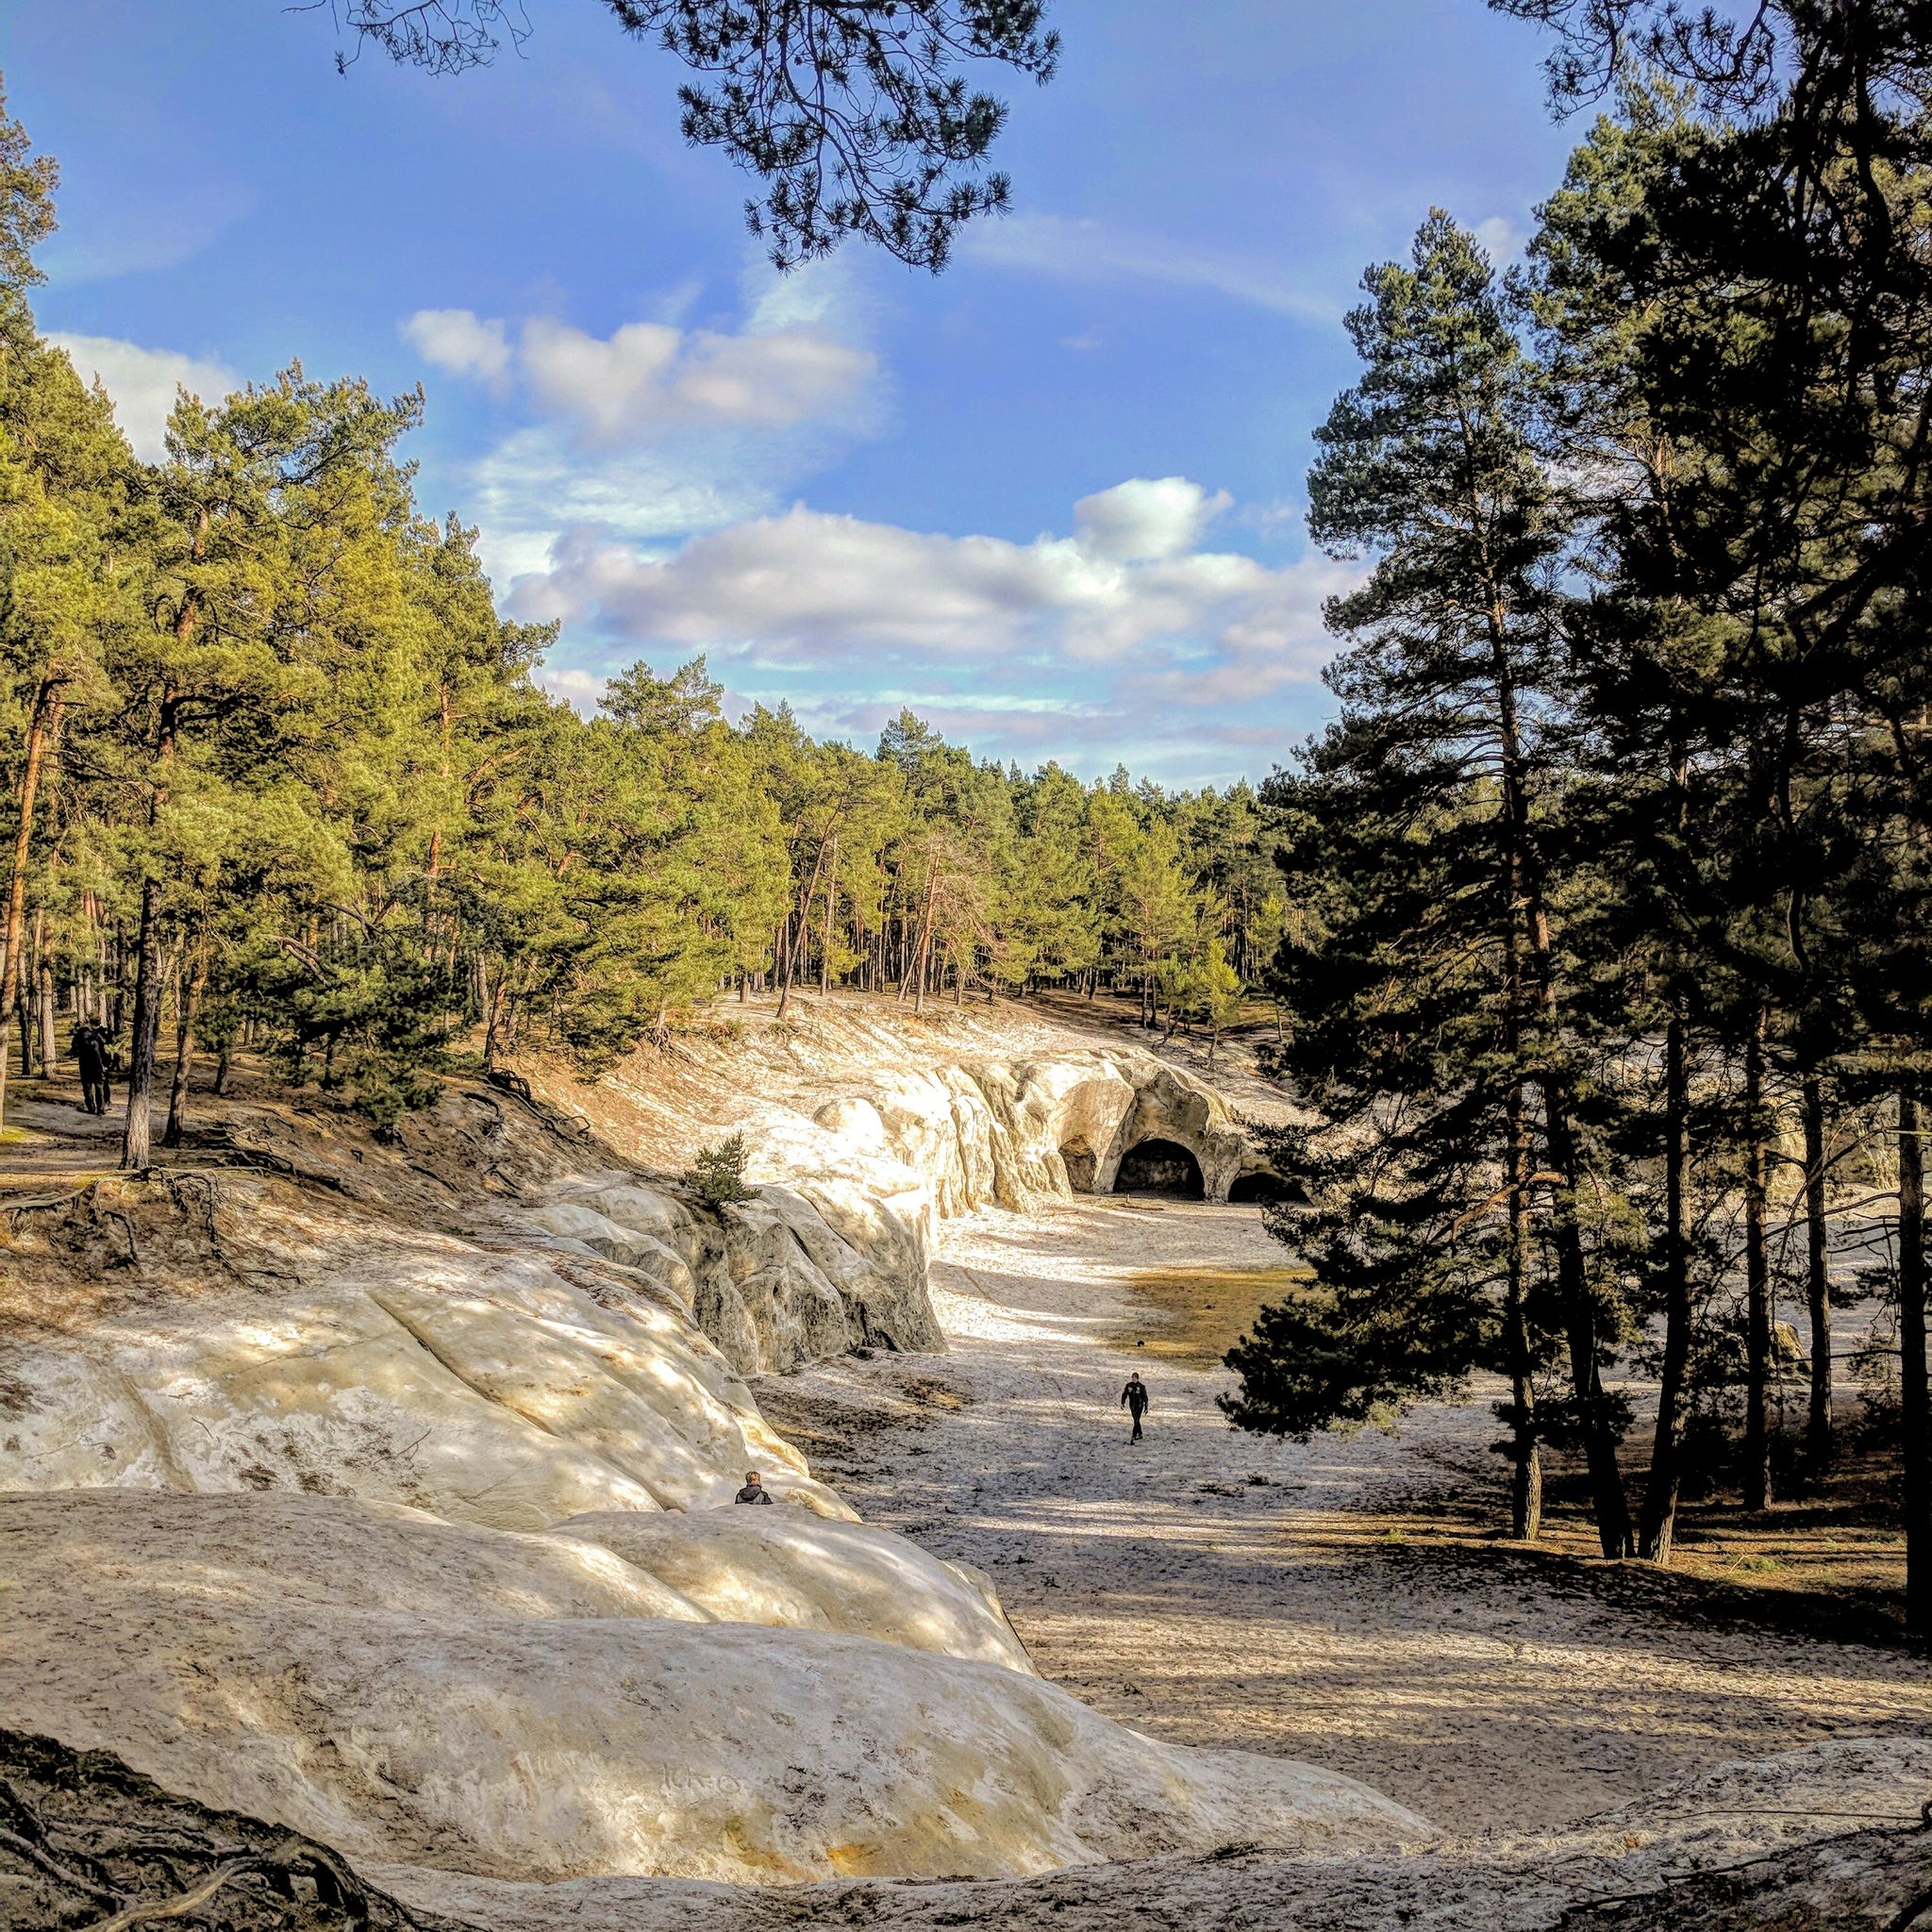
[1109,1263,1311,1369]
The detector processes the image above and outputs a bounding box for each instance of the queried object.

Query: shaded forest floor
[1110,1245,1913,1650]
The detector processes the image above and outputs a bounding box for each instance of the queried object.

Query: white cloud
[519,316,875,443]
[1474,216,1528,266]
[507,486,1352,698]
[399,295,877,447]
[51,333,238,462]
[414,278,887,593]
[965,213,1341,325]
[401,308,512,389]
[1074,477,1230,562]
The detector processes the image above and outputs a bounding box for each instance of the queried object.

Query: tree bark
[0,683,59,1130]
[1487,604,1630,1557]
[120,876,165,1169]
[1741,1004,1773,1512]
[1539,1074,1635,1556]
[900,870,937,1012]
[1504,1066,1542,1541]
[1640,1004,1693,1560]
[161,945,208,1148]
[1802,1074,1834,1465]
[820,834,838,997]
[36,957,56,1078]
[1900,1091,1930,1641]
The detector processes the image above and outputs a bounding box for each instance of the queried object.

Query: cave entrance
[1112,1138,1205,1199]
[1228,1171,1292,1205]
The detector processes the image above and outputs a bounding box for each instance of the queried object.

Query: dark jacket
[1122,1380,1149,1415]
[74,1029,108,1081]
[734,1483,774,1505]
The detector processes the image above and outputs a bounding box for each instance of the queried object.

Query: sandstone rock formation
[8,1722,1927,1932]
[0,1003,1341,1907]
[0,1171,848,1523]
[0,1491,1429,1890]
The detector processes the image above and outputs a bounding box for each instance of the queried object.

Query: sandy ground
[761,1191,1932,1837]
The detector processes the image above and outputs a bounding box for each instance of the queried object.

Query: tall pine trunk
[36,957,56,1078]
[1899,1091,1929,1641]
[1640,1004,1693,1560]
[161,945,208,1148]
[0,683,58,1131]
[124,570,194,1170]
[1740,1005,1773,1512]
[1491,617,1631,1557]
[1801,1074,1833,1465]
[820,835,837,996]
[1504,1074,1541,1541]
[121,876,165,1169]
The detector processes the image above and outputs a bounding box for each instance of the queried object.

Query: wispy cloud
[965,213,1341,325]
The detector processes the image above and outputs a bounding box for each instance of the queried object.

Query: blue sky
[9,1,1578,787]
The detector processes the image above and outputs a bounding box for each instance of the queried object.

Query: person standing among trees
[1121,1374,1150,1442]
[72,1024,109,1118]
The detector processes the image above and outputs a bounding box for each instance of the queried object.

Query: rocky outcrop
[0,1007,1319,1906]
[513,1029,1269,1378]
[552,1507,1034,1674]
[0,1173,848,1523]
[0,1491,1429,1890]
[796,1047,1259,1215]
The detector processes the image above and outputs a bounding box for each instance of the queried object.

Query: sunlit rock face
[549,1508,1033,1674]
[0,1492,1431,1890]
[796,1049,1258,1213]
[0,1173,848,1524]
[514,1032,1267,1379]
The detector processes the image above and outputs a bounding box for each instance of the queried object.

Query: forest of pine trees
[1224,5,1932,1635]
[0,81,1281,1161]
[8,0,1932,1637]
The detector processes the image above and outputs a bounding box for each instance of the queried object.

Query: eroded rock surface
[0,1491,1427,1890]
[0,1172,845,1522]
[7,1724,1927,1932]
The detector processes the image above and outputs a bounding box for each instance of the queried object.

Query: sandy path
[766,1192,1932,1835]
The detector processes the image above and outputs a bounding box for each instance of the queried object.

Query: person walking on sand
[734,1470,774,1504]
[1121,1374,1150,1443]
[73,1024,110,1117]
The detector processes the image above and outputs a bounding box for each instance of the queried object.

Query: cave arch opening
[1228,1171,1292,1205]
[1112,1138,1205,1199]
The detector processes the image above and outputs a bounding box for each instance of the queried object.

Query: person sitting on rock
[734,1470,774,1504]
[1122,1374,1150,1442]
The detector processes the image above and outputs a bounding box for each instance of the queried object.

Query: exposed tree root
[0,1731,436,1932]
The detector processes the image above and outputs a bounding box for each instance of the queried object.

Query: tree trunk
[820,835,837,997]
[1540,1072,1634,1556]
[36,957,56,1077]
[0,683,58,1131]
[1505,1073,1542,1542]
[161,946,208,1148]
[1490,615,1629,1556]
[1900,1091,1929,1641]
[901,872,937,1012]
[1640,1004,1693,1561]
[120,876,164,1170]
[1741,1005,1773,1512]
[1802,1074,1833,1466]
